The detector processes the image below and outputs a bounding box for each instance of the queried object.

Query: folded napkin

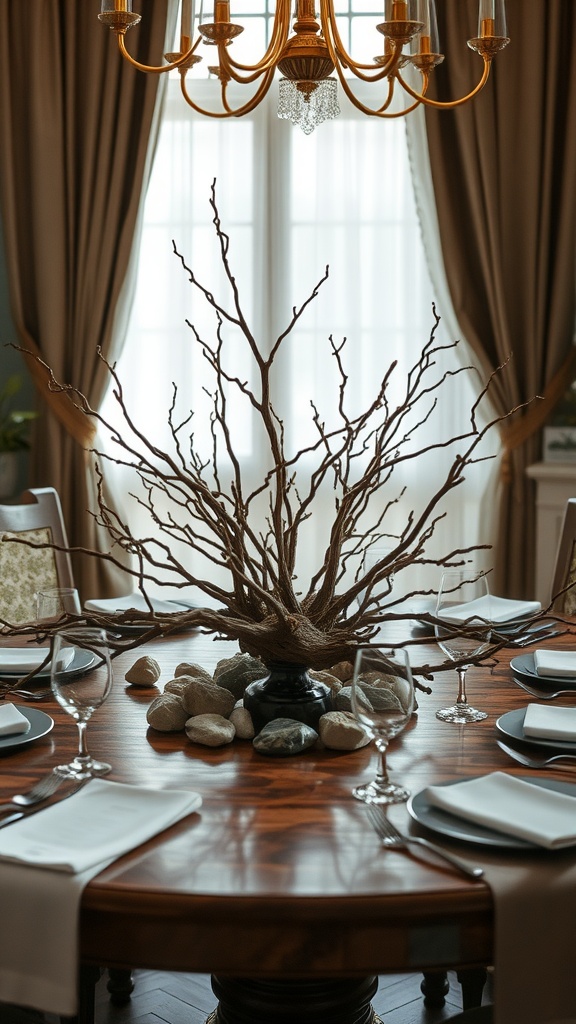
[0,704,30,737]
[534,649,576,678]
[84,593,193,615]
[523,703,576,741]
[438,595,541,625]
[0,779,202,1015]
[425,771,576,849]
[0,646,74,674]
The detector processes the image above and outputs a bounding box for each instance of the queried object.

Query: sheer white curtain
[101,79,495,601]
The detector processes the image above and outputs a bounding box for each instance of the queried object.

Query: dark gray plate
[0,647,95,682]
[0,706,54,754]
[510,653,576,688]
[407,776,576,849]
[496,707,576,753]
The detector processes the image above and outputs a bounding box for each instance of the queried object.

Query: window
[102,18,491,599]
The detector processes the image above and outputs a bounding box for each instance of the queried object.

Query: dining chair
[550,497,576,612]
[0,487,75,623]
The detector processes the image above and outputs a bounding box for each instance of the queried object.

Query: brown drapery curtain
[0,0,175,599]
[423,0,576,597]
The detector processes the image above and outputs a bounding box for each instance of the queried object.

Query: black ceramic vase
[243,661,333,734]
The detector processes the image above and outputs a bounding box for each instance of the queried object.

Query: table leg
[420,970,450,1007]
[209,976,379,1024]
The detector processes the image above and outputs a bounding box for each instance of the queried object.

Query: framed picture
[543,426,576,463]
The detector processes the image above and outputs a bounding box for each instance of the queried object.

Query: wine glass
[350,646,415,804]
[37,587,81,623]
[435,570,492,724]
[50,626,112,780]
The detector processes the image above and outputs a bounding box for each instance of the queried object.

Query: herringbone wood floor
[1,969,493,1024]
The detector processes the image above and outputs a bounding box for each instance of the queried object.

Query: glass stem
[76,721,90,762]
[375,739,391,787]
[455,666,469,706]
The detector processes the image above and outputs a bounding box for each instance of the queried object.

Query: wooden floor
[1,969,493,1024]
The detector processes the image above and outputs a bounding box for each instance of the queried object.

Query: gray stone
[318,711,371,751]
[146,693,189,732]
[334,684,403,714]
[185,714,236,747]
[229,705,255,740]
[182,679,236,718]
[253,718,318,757]
[214,653,266,699]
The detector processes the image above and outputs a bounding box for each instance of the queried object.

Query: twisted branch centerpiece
[5,185,547,730]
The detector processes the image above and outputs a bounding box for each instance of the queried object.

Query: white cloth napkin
[523,703,576,741]
[438,595,541,625]
[0,778,202,1015]
[424,771,576,849]
[84,593,193,614]
[0,646,74,674]
[534,649,576,678]
[0,704,30,737]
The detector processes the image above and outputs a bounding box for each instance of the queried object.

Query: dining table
[1,620,576,1024]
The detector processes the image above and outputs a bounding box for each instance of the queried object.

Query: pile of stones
[126,652,404,757]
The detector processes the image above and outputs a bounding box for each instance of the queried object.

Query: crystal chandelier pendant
[278,78,340,135]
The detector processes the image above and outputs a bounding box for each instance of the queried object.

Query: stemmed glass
[350,646,415,804]
[435,570,492,724]
[50,626,112,780]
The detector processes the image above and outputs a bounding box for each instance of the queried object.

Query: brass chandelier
[99,0,509,133]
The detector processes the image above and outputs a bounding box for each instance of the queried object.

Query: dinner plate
[496,707,576,752]
[407,776,576,849]
[0,647,96,681]
[509,653,576,688]
[0,706,54,754]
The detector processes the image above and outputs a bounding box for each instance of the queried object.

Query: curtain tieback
[20,334,96,451]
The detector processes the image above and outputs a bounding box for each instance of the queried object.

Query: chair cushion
[0,528,59,624]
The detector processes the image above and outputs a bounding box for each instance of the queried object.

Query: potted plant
[0,374,38,497]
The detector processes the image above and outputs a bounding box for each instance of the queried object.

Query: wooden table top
[2,626,575,978]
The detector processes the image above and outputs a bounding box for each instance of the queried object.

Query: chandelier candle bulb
[180,0,193,50]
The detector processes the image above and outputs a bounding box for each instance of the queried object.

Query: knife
[0,779,88,830]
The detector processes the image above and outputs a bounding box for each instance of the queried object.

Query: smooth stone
[214,653,266,699]
[229,705,255,740]
[182,678,236,718]
[146,693,189,732]
[253,718,318,757]
[125,655,161,687]
[334,685,403,714]
[185,713,235,747]
[318,711,371,751]
[175,661,213,683]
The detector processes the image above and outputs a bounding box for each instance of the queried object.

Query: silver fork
[497,740,576,769]
[365,805,484,881]
[0,772,64,812]
[0,686,53,701]
[512,678,576,701]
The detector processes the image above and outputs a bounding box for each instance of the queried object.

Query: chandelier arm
[396,57,492,109]
[215,1,291,77]
[179,67,276,118]
[331,66,422,118]
[117,32,200,74]
[319,0,403,81]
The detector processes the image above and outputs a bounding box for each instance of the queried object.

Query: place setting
[0,620,204,1018]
